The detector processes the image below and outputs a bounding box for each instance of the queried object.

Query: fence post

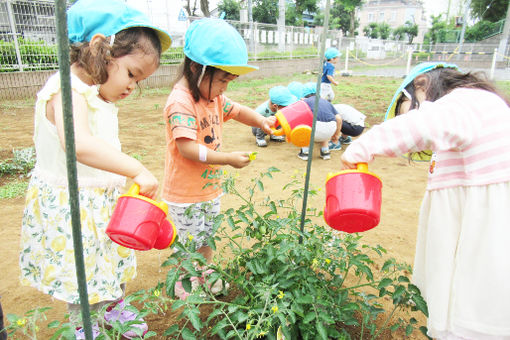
[490,48,498,80]
[406,47,413,75]
[6,0,23,71]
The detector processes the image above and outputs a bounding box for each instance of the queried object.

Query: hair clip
[109,34,115,47]
[401,88,411,100]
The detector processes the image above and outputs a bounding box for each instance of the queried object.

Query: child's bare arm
[327,75,338,86]
[235,105,276,134]
[175,138,251,169]
[331,115,342,143]
[51,91,158,198]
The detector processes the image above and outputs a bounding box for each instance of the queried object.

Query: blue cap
[385,62,459,121]
[287,81,304,99]
[269,86,298,106]
[302,82,317,97]
[184,18,258,76]
[325,47,340,60]
[67,0,172,52]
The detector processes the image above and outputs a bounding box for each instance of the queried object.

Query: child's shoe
[269,135,285,142]
[339,136,352,145]
[75,323,100,339]
[328,141,342,151]
[297,150,308,160]
[320,148,331,160]
[256,138,268,147]
[104,299,148,339]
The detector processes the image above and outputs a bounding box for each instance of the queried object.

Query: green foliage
[218,0,241,21]
[0,181,28,199]
[160,47,184,65]
[0,147,35,177]
[470,0,508,22]
[161,168,428,339]
[0,38,58,72]
[465,20,505,42]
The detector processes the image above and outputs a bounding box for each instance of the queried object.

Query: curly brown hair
[70,27,161,85]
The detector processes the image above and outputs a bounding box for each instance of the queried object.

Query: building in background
[357,0,427,43]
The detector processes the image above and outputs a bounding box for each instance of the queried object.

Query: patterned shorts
[165,197,221,249]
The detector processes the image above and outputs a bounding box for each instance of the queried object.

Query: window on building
[368,12,374,22]
[378,12,385,22]
[390,11,396,22]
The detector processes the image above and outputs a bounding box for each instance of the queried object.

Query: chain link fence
[0,0,509,75]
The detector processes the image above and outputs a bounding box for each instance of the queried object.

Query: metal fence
[0,0,509,74]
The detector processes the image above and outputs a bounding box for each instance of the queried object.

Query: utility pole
[248,0,255,54]
[497,1,510,62]
[457,0,471,60]
[277,0,285,52]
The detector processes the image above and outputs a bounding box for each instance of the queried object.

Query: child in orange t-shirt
[162,18,275,299]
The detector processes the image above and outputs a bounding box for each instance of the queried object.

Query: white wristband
[198,144,207,162]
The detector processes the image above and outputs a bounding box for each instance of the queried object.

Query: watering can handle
[125,183,169,213]
[270,126,284,136]
[357,163,368,172]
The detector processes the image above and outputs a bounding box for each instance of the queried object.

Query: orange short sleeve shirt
[162,83,240,203]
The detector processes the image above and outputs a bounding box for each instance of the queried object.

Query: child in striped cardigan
[341,62,510,340]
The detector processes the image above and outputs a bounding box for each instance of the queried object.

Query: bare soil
[0,75,430,339]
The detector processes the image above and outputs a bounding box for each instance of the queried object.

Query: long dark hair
[406,68,510,110]
[174,57,217,102]
[70,27,161,85]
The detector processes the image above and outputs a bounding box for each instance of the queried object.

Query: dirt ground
[0,74,432,339]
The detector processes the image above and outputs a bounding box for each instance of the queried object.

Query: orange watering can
[106,184,177,250]
[324,163,382,233]
[271,100,313,147]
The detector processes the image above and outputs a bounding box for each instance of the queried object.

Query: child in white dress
[341,62,510,340]
[18,0,171,338]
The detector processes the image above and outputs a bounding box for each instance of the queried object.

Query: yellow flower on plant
[257,331,267,338]
[248,152,257,161]
[154,289,160,297]
[246,323,251,330]
[16,318,27,327]
[312,258,319,267]
[188,234,194,241]
[278,290,285,299]
[272,305,278,313]
[325,258,331,264]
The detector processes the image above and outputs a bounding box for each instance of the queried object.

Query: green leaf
[181,327,196,340]
[295,295,313,304]
[377,277,393,289]
[405,324,414,336]
[256,179,264,191]
[411,293,429,317]
[316,321,328,340]
[303,311,316,324]
[163,324,179,336]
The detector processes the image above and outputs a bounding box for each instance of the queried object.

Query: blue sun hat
[325,47,341,60]
[184,18,258,76]
[67,0,172,52]
[385,62,459,162]
[302,82,317,97]
[287,81,304,99]
[385,62,459,121]
[269,86,298,107]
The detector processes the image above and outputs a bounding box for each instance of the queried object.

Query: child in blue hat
[18,0,171,338]
[287,81,305,99]
[341,62,510,340]
[321,47,340,102]
[252,85,298,147]
[161,18,275,299]
[297,82,342,161]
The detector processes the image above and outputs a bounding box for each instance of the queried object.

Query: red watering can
[271,100,313,147]
[106,184,177,250]
[324,163,382,233]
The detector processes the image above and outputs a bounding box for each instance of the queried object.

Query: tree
[363,22,379,38]
[425,14,448,44]
[218,0,241,21]
[471,0,508,22]
[379,22,391,40]
[253,0,279,24]
[403,21,418,43]
[183,0,210,17]
[338,0,363,37]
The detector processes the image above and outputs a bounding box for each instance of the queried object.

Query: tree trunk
[349,10,355,37]
[201,0,210,17]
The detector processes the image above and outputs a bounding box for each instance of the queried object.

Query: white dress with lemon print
[19,73,136,305]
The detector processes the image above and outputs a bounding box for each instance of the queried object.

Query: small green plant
[0,180,28,198]
[0,147,36,177]
[161,168,429,339]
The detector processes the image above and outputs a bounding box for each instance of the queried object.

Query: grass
[0,180,28,199]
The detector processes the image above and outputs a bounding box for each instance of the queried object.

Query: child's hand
[331,133,340,143]
[133,167,158,199]
[228,151,251,169]
[340,154,356,170]
[260,116,277,135]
